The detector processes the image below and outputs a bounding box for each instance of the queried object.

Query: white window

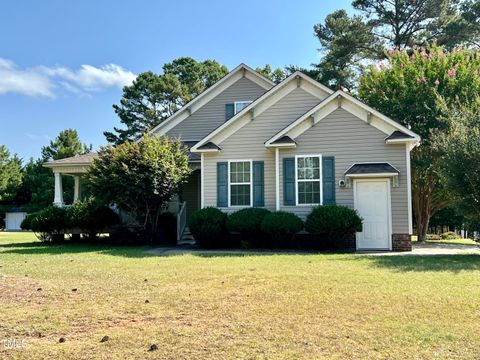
[296,155,322,205]
[234,101,252,114]
[229,160,252,206]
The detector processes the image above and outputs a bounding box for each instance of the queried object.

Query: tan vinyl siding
[279,108,409,233]
[166,77,267,141]
[203,88,321,212]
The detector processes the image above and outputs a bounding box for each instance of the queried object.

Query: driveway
[361,242,480,256]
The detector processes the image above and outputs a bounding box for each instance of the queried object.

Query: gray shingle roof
[44,152,98,167]
[270,135,297,145]
[196,142,221,151]
[385,131,415,141]
[345,163,399,175]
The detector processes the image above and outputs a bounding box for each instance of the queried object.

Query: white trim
[266,90,421,146]
[234,101,252,115]
[294,154,323,206]
[385,138,417,144]
[265,142,297,148]
[196,148,220,153]
[200,153,205,208]
[149,64,274,138]
[406,143,413,235]
[353,178,392,251]
[191,71,334,152]
[227,160,253,208]
[275,148,280,211]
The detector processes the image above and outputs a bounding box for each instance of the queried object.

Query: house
[44,64,420,251]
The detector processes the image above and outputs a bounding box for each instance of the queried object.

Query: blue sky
[0,0,351,161]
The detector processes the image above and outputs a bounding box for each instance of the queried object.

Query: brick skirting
[392,233,412,252]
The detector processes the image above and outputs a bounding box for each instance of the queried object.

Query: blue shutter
[217,162,228,207]
[322,156,335,205]
[225,103,235,121]
[283,158,295,206]
[253,161,264,207]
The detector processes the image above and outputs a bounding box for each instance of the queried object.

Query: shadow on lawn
[2,241,480,273]
[0,240,151,257]
[365,254,480,273]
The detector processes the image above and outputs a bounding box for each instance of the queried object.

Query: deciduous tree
[358,46,480,241]
[87,135,191,235]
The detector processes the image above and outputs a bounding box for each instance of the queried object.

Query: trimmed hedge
[189,207,228,248]
[260,211,303,247]
[227,208,271,247]
[305,205,362,249]
[67,198,120,239]
[21,206,68,242]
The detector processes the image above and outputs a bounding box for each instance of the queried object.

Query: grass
[1,232,480,359]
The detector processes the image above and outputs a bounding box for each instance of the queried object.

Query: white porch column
[54,172,64,206]
[275,147,280,211]
[73,176,82,203]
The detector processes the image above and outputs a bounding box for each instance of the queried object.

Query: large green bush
[66,198,120,239]
[260,211,303,247]
[21,206,67,242]
[189,207,227,248]
[227,208,271,247]
[305,205,362,245]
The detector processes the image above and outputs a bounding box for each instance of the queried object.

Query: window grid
[296,155,322,205]
[229,161,252,206]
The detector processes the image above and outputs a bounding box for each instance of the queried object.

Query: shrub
[305,205,362,248]
[260,211,303,247]
[440,231,459,240]
[67,198,120,239]
[426,234,441,241]
[189,207,227,248]
[227,208,271,247]
[21,206,67,242]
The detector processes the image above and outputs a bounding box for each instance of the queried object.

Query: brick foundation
[392,233,412,252]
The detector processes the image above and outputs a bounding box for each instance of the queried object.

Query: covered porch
[43,153,96,206]
[43,151,201,242]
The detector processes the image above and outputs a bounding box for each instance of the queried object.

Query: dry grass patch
[0,232,479,359]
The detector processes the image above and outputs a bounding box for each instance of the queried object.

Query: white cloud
[0,58,55,97]
[0,58,136,98]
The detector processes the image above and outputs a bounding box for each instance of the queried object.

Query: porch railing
[177,201,187,242]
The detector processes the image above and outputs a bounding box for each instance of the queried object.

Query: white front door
[354,179,391,250]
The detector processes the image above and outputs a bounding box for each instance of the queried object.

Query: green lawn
[1,232,480,359]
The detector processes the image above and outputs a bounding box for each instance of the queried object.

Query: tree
[433,97,480,222]
[358,45,480,241]
[0,145,22,202]
[19,158,54,210]
[255,65,286,84]
[311,10,380,90]
[41,129,91,161]
[86,135,191,236]
[104,58,228,144]
[307,0,480,88]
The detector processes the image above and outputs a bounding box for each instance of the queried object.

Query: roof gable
[266,90,420,147]
[149,64,275,138]
[191,71,334,152]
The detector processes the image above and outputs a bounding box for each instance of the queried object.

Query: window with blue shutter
[225,103,235,121]
[217,162,228,207]
[322,156,336,205]
[283,158,295,205]
[252,161,264,207]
